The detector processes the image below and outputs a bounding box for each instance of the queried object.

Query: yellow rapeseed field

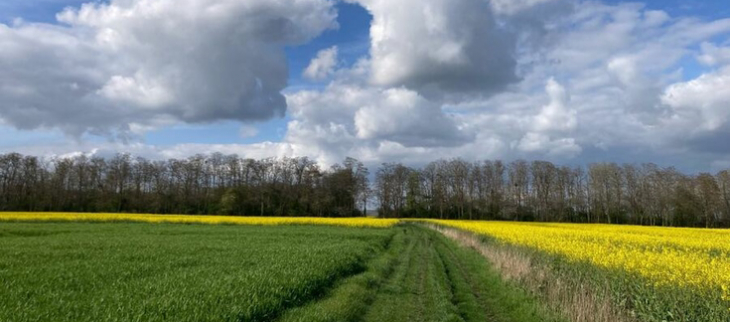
[424,220,730,303]
[0,212,398,228]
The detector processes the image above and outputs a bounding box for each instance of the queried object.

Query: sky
[1,0,730,173]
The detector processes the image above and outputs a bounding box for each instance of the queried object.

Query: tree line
[376,159,730,228]
[0,153,369,217]
[1,152,729,227]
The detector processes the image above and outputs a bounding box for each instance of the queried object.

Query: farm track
[363,226,463,321]
[279,224,542,322]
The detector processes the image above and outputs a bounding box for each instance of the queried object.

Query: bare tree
[696,173,720,228]
[1,151,729,227]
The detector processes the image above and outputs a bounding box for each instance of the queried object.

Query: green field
[0,222,558,322]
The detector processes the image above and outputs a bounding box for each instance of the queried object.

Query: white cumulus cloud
[534,78,576,133]
[662,66,730,132]
[0,0,337,137]
[303,46,339,81]
[350,0,518,101]
[5,0,730,172]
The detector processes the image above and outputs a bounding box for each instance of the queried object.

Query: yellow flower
[425,219,730,297]
[0,212,398,228]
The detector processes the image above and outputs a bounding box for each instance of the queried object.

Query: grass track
[364,225,565,322]
[279,224,565,322]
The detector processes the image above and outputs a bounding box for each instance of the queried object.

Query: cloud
[97,74,175,109]
[534,78,576,133]
[5,0,730,173]
[517,132,582,157]
[303,46,338,80]
[287,83,468,149]
[522,2,730,153]
[350,0,518,101]
[491,0,566,16]
[662,66,730,132]
[697,42,730,66]
[353,88,468,147]
[239,125,259,139]
[0,0,337,137]
[276,0,730,169]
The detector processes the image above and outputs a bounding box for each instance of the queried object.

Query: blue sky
[1,0,730,172]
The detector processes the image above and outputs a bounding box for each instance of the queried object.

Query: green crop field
[0,223,392,322]
[0,221,558,322]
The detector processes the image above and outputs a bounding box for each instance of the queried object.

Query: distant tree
[696,173,720,228]
[218,188,238,215]
[717,170,730,226]
[1,151,729,227]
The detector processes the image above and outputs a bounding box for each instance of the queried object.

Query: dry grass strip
[430,224,636,322]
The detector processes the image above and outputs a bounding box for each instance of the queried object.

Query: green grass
[0,222,393,322]
[0,222,564,322]
[275,226,408,322]
[363,226,565,322]
[278,225,566,322]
